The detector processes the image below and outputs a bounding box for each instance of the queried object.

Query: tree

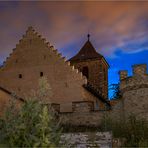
[109,83,122,100]
[0,77,62,147]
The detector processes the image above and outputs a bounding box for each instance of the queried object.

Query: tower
[69,34,109,99]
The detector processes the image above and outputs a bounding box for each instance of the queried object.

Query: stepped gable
[2,26,56,69]
[0,26,90,108]
[0,26,86,82]
[1,26,37,68]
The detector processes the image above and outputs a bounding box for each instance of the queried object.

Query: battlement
[119,70,128,81]
[132,64,147,76]
[119,64,148,91]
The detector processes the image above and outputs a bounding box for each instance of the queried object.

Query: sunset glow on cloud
[0,1,148,97]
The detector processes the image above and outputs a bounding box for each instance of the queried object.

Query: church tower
[69,34,109,99]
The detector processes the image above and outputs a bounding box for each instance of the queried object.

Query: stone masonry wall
[119,64,148,120]
[0,27,99,112]
[55,63,148,124]
[71,58,108,99]
[51,101,122,127]
[61,132,112,148]
[0,89,22,117]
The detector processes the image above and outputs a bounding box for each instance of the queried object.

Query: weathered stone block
[132,64,147,76]
[119,70,128,80]
[72,101,94,112]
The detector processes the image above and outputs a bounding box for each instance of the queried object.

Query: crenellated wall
[119,64,148,92]
[118,64,148,119]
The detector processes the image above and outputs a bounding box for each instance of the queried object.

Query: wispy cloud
[0,1,148,62]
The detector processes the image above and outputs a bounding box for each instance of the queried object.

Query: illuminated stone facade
[0,27,109,112]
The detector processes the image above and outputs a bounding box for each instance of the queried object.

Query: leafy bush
[100,114,148,147]
[0,77,62,147]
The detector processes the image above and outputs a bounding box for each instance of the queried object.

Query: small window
[40,72,43,77]
[82,66,89,79]
[19,74,22,79]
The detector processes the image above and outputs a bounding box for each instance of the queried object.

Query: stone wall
[0,27,100,112]
[0,88,22,117]
[51,64,148,126]
[61,132,112,148]
[60,109,104,127]
[70,58,108,99]
[82,87,106,110]
[119,64,148,120]
[50,101,122,127]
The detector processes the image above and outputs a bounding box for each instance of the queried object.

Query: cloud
[0,1,148,63]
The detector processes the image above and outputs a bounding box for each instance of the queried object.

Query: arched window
[82,66,89,78]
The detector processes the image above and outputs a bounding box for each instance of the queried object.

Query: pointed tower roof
[69,34,103,62]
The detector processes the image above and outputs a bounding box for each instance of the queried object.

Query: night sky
[0,1,148,98]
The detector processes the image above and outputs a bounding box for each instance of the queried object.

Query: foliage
[109,83,122,99]
[0,77,62,147]
[100,114,148,147]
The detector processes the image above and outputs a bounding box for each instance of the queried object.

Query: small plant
[100,114,148,147]
[0,77,62,147]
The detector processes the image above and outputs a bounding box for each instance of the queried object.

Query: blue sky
[0,1,148,98]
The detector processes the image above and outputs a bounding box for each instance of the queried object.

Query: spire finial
[87,33,90,41]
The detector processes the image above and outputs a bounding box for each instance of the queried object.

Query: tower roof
[69,36,103,62]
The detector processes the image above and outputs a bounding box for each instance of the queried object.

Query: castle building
[0,27,110,114]
[69,34,109,99]
[0,26,147,124]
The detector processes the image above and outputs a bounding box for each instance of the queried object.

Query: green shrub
[100,114,148,147]
[0,77,62,147]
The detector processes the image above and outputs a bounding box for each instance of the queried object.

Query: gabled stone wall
[0,27,102,112]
